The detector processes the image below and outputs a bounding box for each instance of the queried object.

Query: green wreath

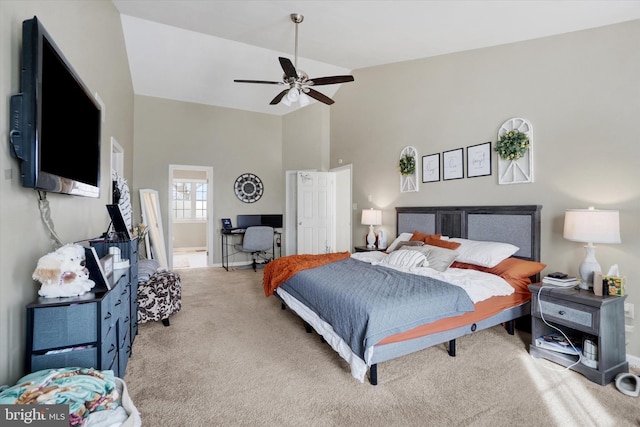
[495,130,530,160]
[399,154,416,175]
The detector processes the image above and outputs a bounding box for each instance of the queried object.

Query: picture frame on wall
[466,141,492,178]
[422,153,440,183]
[443,148,464,180]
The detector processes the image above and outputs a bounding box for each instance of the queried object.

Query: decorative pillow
[409,230,442,243]
[380,249,427,268]
[393,241,424,251]
[406,245,459,272]
[385,232,413,252]
[423,236,461,250]
[449,238,519,268]
[452,258,546,291]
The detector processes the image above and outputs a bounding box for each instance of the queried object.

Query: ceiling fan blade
[306,88,335,105]
[234,79,284,85]
[269,89,289,105]
[279,57,298,79]
[307,75,355,86]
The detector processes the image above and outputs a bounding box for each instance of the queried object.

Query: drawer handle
[107,343,116,354]
[558,310,566,316]
[115,299,122,306]
[104,311,112,320]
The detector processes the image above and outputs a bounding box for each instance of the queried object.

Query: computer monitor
[236,214,283,229]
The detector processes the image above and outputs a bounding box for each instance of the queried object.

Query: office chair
[234,226,274,271]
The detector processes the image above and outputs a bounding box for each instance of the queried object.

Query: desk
[221,229,281,271]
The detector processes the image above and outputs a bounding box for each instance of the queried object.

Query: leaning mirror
[139,189,168,269]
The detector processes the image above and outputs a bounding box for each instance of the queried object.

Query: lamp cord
[534,286,583,371]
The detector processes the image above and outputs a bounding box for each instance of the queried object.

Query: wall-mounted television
[9,16,101,198]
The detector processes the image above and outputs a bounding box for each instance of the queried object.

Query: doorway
[285,165,352,255]
[168,165,214,269]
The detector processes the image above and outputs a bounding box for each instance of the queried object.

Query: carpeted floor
[124,267,640,426]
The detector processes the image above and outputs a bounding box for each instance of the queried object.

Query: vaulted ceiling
[112,0,640,115]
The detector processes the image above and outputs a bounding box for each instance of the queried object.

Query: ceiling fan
[234,13,354,106]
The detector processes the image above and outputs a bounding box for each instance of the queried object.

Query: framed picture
[443,148,464,180]
[466,141,492,178]
[422,153,440,183]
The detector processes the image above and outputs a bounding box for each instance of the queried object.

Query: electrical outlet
[624,303,634,319]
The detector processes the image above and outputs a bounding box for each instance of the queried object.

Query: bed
[265,205,544,385]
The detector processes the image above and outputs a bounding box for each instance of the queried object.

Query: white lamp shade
[361,209,382,226]
[299,92,311,106]
[563,208,621,244]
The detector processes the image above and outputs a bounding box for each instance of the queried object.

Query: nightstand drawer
[535,299,599,334]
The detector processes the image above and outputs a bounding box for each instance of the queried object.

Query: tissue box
[604,275,625,296]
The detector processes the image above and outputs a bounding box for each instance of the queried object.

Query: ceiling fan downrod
[291,13,303,70]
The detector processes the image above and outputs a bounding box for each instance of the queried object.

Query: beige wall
[282,102,331,172]
[0,0,134,384]
[132,96,284,266]
[330,20,640,358]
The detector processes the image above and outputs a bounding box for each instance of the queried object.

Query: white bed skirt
[276,288,373,383]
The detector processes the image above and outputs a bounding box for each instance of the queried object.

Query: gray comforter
[279,257,474,359]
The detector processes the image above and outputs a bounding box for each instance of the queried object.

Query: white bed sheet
[350,252,514,303]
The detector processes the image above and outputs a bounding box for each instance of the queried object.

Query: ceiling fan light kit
[234,13,354,107]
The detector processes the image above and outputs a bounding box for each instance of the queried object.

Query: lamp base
[578,244,601,290]
[366,225,376,249]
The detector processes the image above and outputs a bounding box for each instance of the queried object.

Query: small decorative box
[604,275,625,296]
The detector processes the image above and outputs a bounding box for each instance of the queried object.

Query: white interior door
[297,171,335,254]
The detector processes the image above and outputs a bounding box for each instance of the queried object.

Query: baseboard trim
[627,353,640,370]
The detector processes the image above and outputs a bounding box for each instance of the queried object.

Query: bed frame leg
[448,339,456,357]
[281,302,286,310]
[369,364,378,385]
[304,322,312,333]
[505,320,515,335]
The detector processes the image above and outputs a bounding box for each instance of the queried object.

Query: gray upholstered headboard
[396,205,542,261]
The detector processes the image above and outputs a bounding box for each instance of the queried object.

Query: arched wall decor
[400,146,419,193]
[497,118,534,185]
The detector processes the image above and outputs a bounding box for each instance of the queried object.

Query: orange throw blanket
[263,252,350,297]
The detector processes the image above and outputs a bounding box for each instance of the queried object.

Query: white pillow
[380,249,427,268]
[385,232,413,252]
[448,238,519,268]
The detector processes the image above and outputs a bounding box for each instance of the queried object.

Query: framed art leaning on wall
[422,153,440,183]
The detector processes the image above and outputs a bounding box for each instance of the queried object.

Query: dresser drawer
[101,292,117,341]
[32,303,97,351]
[31,346,98,372]
[100,326,118,367]
[534,298,599,334]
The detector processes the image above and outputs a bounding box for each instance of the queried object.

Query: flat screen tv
[9,16,101,198]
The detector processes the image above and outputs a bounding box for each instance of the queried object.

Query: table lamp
[361,208,382,249]
[563,207,621,290]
